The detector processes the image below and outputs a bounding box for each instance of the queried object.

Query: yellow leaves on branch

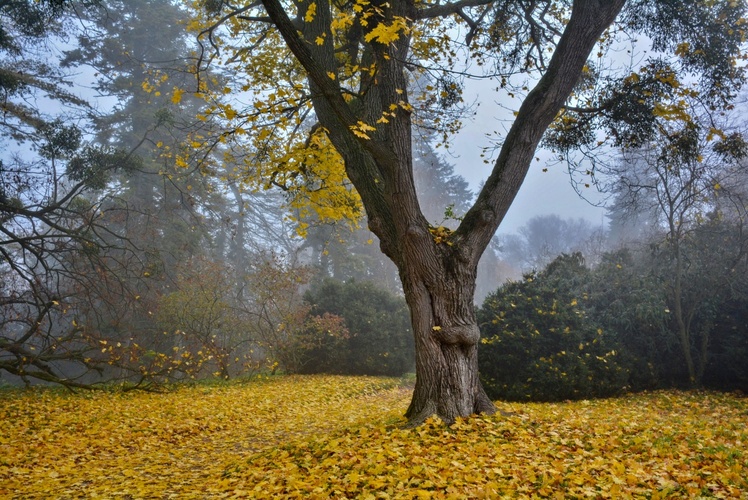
[2,382,746,499]
[251,126,363,235]
[171,87,185,104]
[304,2,317,22]
[429,225,453,245]
[350,120,377,139]
[221,103,238,120]
[706,126,727,142]
[364,16,410,45]
[652,101,692,122]
[675,41,691,58]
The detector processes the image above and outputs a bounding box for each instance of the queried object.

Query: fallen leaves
[1,377,746,498]
[234,392,748,499]
[0,376,405,499]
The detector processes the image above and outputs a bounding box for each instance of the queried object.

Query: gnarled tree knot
[431,324,480,346]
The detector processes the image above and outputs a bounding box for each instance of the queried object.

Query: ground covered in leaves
[1,376,746,499]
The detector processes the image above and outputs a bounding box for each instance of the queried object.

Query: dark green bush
[586,249,672,390]
[300,278,415,376]
[704,296,748,391]
[478,253,629,401]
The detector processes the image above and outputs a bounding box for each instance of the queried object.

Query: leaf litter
[0,376,746,498]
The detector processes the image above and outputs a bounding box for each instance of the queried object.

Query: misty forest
[2,0,748,497]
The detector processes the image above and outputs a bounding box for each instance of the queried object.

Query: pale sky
[449,79,608,236]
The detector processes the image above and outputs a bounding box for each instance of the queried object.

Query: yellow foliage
[652,101,691,122]
[675,41,691,57]
[1,382,746,498]
[363,16,410,44]
[304,2,317,23]
[183,0,468,235]
[171,87,185,104]
[350,120,377,139]
[249,126,363,234]
[429,225,453,245]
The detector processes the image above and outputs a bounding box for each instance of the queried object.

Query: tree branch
[415,0,494,20]
[458,0,627,263]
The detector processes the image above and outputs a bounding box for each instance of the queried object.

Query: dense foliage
[479,232,748,399]
[478,254,628,401]
[1,376,746,498]
[294,279,415,376]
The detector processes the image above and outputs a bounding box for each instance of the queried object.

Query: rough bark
[400,254,496,425]
[261,0,627,424]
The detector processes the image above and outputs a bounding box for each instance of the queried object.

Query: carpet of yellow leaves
[1,376,746,499]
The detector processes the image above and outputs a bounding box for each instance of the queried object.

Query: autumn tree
[62,0,220,274]
[193,0,745,424]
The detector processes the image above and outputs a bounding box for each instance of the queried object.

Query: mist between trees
[1,0,747,412]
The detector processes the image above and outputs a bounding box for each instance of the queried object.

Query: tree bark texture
[261,0,627,424]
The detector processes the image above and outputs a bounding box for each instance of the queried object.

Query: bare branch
[415,0,494,20]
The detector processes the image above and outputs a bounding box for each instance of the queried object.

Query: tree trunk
[669,226,697,385]
[673,277,697,385]
[401,266,496,425]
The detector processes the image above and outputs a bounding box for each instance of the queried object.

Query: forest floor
[1,375,746,499]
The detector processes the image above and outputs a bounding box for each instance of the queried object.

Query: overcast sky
[449,79,608,236]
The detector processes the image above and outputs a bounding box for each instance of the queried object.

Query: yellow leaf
[171,87,185,104]
[354,121,375,132]
[363,17,408,44]
[304,2,316,22]
[223,106,237,120]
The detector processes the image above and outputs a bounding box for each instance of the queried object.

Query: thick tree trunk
[399,257,496,425]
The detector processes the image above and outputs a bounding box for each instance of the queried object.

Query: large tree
[193,0,745,424]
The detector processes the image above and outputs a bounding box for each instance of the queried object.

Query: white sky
[449,79,608,236]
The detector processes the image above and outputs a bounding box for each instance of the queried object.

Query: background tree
[499,214,607,272]
[601,108,747,384]
[156,257,247,380]
[193,0,745,423]
[55,0,302,385]
[0,0,150,387]
[236,258,314,372]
